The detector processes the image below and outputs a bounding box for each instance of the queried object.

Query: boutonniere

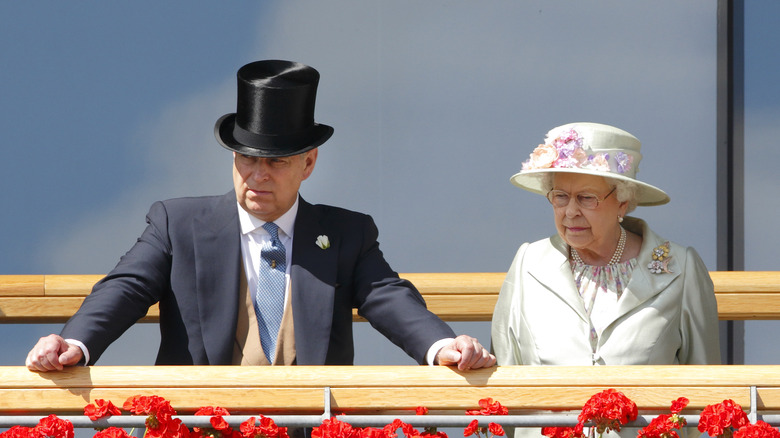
[315,235,330,250]
[647,241,673,274]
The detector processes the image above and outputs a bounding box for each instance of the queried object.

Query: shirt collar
[237,197,298,239]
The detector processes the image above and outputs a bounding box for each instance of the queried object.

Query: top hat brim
[215,113,334,158]
[510,167,671,207]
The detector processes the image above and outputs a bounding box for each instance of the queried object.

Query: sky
[0,1,777,367]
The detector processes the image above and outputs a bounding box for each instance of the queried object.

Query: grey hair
[613,179,638,213]
[541,173,638,213]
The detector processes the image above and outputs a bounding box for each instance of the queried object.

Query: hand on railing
[25,334,84,372]
[435,334,496,370]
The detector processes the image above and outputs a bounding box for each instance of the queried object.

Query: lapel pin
[316,235,330,250]
[648,241,673,274]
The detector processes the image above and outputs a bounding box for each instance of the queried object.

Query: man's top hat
[215,60,334,157]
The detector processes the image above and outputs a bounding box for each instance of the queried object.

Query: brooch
[647,241,673,274]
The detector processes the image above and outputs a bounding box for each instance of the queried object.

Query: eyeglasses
[546,187,616,209]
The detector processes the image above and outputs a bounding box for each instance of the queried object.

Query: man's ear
[302,148,318,180]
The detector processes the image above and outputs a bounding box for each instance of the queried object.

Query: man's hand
[26,334,83,372]
[435,334,496,370]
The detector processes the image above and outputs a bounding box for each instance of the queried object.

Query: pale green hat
[510,122,670,206]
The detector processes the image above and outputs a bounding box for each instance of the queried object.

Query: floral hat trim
[521,128,635,175]
[510,122,671,207]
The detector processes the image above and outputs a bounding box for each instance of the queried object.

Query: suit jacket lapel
[526,234,590,324]
[290,197,338,365]
[194,191,242,365]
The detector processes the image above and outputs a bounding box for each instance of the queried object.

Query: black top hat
[215,60,334,157]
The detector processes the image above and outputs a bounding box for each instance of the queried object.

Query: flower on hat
[315,235,330,250]
[521,127,634,175]
[589,154,611,172]
[615,151,633,174]
[523,143,559,170]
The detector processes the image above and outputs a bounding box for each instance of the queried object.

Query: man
[26,60,495,371]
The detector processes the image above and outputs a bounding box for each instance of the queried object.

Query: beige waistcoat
[233,267,297,365]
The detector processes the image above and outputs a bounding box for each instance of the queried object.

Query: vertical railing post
[749,385,758,423]
[323,387,332,420]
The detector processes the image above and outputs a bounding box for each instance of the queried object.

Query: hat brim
[214,113,334,158]
[510,168,670,206]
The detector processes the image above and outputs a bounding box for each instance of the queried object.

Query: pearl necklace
[571,226,626,266]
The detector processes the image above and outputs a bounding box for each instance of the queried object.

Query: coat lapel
[526,234,590,324]
[289,197,338,365]
[193,191,242,365]
[606,217,680,328]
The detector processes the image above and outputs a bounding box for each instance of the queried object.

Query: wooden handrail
[1,365,780,415]
[1,272,779,323]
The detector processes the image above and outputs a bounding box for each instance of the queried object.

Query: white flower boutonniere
[316,235,330,250]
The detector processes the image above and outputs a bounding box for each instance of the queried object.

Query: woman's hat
[215,60,334,157]
[510,122,670,206]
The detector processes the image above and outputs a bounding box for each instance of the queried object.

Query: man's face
[232,149,317,222]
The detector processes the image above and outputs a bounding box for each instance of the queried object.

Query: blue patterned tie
[255,222,286,363]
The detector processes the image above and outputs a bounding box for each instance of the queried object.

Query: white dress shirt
[237,197,297,310]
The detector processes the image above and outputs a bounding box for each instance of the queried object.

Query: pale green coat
[491,217,721,367]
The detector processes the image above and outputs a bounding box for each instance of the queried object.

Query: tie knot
[262,222,280,240]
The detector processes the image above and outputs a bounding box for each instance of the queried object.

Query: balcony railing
[2,272,780,431]
[3,365,780,429]
[1,271,780,323]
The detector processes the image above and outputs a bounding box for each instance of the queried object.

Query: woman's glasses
[546,187,616,209]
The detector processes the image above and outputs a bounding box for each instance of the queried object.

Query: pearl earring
[618,216,624,223]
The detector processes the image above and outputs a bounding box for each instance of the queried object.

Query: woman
[491,122,720,367]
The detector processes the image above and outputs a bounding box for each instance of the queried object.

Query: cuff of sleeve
[64,339,90,366]
[426,338,455,366]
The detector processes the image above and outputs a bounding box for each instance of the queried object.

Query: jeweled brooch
[648,241,673,274]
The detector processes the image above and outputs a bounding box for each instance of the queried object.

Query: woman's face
[550,173,628,254]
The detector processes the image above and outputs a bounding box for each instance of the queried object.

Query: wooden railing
[1,272,780,323]
[2,365,780,415]
[3,273,780,429]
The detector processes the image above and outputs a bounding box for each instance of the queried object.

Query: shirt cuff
[426,338,455,366]
[64,339,90,366]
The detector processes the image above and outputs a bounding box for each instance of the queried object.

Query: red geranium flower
[670,398,689,415]
[383,419,423,438]
[123,395,177,419]
[312,417,360,438]
[464,398,508,438]
[93,427,133,438]
[240,416,289,438]
[638,397,689,438]
[541,425,585,438]
[147,417,190,438]
[358,428,389,438]
[734,421,780,438]
[416,407,429,416]
[84,399,122,421]
[465,399,508,416]
[698,399,749,438]
[638,414,680,438]
[487,423,504,437]
[0,425,34,438]
[192,406,239,438]
[33,415,75,438]
[463,420,479,437]
[122,395,189,438]
[577,389,638,435]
